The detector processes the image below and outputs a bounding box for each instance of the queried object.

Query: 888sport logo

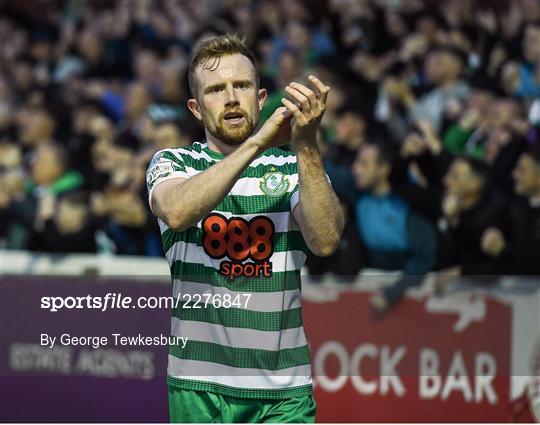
[202,213,275,279]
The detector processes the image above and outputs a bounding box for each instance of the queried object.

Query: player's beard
[205,107,257,146]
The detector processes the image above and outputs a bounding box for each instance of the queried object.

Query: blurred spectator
[511,22,540,100]
[400,119,521,275]
[260,48,305,123]
[441,88,495,159]
[481,148,540,274]
[378,46,470,140]
[18,106,56,148]
[29,143,83,193]
[0,142,84,249]
[153,121,189,150]
[327,142,436,311]
[0,142,27,248]
[29,191,97,253]
[410,47,470,129]
[327,108,367,166]
[439,156,506,275]
[90,146,148,256]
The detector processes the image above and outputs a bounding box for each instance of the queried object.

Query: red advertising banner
[303,290,512,422]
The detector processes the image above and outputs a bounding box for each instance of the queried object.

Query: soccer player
[146,34,344,423]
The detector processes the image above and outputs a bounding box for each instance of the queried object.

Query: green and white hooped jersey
[146,141,312,399]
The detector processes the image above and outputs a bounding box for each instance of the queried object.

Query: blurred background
[0,0,539,422]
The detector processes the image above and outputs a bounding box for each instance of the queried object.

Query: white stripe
[183,165,202,175]
[290,190,300,212]
[166,242,306,272]
[172,280,301,312]
[228,176,299,197]
[250,154,297,167]
[167,355,312,389]
[158,219,169,233]
[171,317,307,350]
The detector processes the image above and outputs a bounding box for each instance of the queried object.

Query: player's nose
[224,84,239,107]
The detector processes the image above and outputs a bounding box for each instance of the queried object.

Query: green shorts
[168,386,316,423]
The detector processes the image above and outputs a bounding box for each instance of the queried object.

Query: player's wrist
[245,136,268,156]
[294,143,324,171]
[291,139,319,156]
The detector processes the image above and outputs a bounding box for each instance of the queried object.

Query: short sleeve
[146,149,190,210]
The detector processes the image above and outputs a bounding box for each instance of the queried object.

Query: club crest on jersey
[260,169,289,196]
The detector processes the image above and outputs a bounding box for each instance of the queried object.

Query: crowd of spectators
[1,0,539,309]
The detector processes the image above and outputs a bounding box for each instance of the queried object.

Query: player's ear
[257,88,267,111]
[187,98,202,121]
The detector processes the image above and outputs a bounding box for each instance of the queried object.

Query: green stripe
[189,143,204,153]
[162,228,307,255]
[160,151,184,165]
[167,376,313,400]
[170,261,301,292]
[172,301,302,331]
[217,194,292,214]
[170,340,310,370]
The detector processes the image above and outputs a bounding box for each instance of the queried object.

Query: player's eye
[235,82,248,89]
[210,86,223,93]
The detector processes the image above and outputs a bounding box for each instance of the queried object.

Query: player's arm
[293,145,344,256]
[149,107,291,232]
[282,76,344,256]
